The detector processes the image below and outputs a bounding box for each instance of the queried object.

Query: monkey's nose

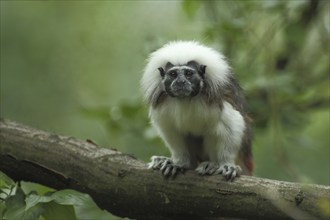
[176,79,187,85]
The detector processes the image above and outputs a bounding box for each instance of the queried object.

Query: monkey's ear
[165,62,174,70]
[199,65,207,76]
[158,67,165,78]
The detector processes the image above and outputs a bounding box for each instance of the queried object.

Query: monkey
[141,41,253,181]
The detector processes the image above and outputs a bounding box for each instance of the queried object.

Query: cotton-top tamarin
[141,41,253,180]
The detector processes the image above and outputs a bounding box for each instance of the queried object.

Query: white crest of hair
[141,41,231,102]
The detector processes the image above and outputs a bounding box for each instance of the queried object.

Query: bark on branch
[0,119,329,220]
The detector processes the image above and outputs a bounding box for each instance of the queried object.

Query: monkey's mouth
[170,87,192,97]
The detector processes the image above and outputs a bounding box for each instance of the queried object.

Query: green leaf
[22,205,44,220]
[72,195,114,220]
[25,194,53,211]
[42,202,76,220]
[5,186,25,211]
[49,190,113,220]
[0,201,6,219]
[21,181,54,196]
[3,187,117,220]
[49,190,89,206]
[4,187,44,220]
[0,172,15,188]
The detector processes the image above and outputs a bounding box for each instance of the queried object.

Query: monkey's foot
[196,162,219,175]
[215,163,242,181]
[148,156,185,178]
[196,162,242,181]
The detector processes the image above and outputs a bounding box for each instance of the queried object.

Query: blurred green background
[1,0,329,219]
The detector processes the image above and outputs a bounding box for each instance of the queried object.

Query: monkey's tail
[238,117,254,175]
[238,151,254,175]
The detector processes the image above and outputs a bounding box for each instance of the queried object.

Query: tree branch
[0,119,329,220]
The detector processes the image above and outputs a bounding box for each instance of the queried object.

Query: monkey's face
[159,62,206,98]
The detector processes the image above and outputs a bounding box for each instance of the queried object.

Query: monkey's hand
[196,162,242,181]
[148,156,185,178]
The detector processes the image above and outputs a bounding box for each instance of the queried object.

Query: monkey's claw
[196,162,219,175]
[215,164,242,181]
[148,156,184,178]
[196,162,241,181]
[148,156,169,170]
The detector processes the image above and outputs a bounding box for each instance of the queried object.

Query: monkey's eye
[185,70,193,77]
[169,71,177,78]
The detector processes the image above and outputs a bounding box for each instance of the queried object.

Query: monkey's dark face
[159,61,206,98]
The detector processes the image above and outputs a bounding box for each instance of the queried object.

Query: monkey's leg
[197,132,243,181]
[215,103,245,180]
[149,128,194,178]
[214,138,243,181]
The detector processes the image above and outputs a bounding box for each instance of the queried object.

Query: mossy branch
[0,119,329,220]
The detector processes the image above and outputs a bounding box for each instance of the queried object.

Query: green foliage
[0,173,118,220]
[182,0,201,19]
[80,101,167,161]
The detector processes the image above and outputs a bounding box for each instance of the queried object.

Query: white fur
[141,41,231,103]
[149,99,245,166]
[214,102,245,163]
[150,97,220,136]
[141,41,245,171]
